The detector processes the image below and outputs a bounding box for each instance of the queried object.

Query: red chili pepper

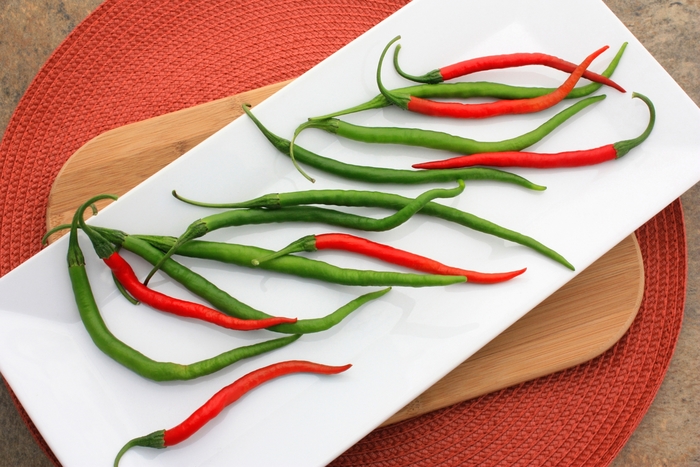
[114,360,351,466]
[252,233,525,284]
[413,92,655,170]
[379,37,610,119]
[103,251,297,330]
[413,147,618,169]
[393,39,626,93]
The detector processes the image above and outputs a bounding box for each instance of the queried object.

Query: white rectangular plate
[1,0,699,466]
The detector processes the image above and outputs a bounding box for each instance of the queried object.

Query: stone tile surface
[1,4,104,465]
[0,1,698,466]
[601,2,700,465]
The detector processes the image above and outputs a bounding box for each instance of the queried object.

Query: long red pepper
[252,233,526,284]
[379,36,609,119]
[393,40,626,92]
[114,360,351,466]
[413,92,655,170]
[104,251,297,330]
[75,205,298,331]
[414,147,617,169]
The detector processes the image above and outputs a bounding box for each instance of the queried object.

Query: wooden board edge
[381,233,644,426]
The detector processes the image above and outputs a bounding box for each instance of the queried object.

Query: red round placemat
[0,1,686,466]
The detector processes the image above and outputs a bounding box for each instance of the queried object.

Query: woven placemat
[0,1,686,465]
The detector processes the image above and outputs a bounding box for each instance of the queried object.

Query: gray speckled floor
[1,1,698,466]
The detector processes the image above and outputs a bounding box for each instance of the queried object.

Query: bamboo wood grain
[46,80,293,230]
[45,79,644,426]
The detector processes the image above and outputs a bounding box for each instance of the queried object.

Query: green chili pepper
[143,181,466,285]
[172,188,574,270]
[242,103,550,189]
[65,196,301,381]
[290,95,606,167]
[93,226,392,334]
[131,233,467,287]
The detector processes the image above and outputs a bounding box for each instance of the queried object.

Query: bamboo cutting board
[45,80,644,427]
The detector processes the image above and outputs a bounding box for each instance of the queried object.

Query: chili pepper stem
[76,195,121,259]
[392,43,443,84]
[308,93,390,121]
[289,119,327,177]
[114,430,166,466]
[172,190,283,209]
[377,36,410,109]
[252,235,317,266]
[41,223,75,245]
[143,220,209,285]
[41,204,100,245]
[68,194,119,267]
[247,103,316,183]
[613,92,655,158]
[112,272,141,305]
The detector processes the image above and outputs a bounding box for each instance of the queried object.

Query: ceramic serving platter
[1,0,699,465]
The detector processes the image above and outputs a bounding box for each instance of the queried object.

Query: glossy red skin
[315,233,525,284]
[163,360,351,446]
[413,145,618,169]
[104,252,296,330]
